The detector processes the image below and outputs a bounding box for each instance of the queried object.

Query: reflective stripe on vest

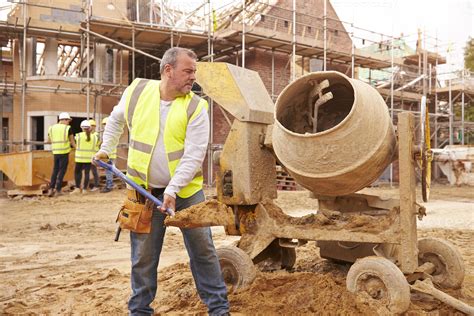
[49,124,71,154]
[75,132,98,163]
[124,78,208,198]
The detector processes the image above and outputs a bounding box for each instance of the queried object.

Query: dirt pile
[0,187,473,314]
[155,264,379,315]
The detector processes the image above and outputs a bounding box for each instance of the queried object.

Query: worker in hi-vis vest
[93,47,229,315]
[71,120,98,194]
[99,116,117,193]
[47,112,75,197]
[88,119,100,191]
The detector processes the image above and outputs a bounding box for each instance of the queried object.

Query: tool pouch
[116,189,154,234]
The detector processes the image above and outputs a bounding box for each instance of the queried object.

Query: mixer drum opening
[276,80,354,134]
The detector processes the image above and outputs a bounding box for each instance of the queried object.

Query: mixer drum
[273,71,397,196]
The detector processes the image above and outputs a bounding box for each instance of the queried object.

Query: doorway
[70,117,88,135]
[31,116,44,150]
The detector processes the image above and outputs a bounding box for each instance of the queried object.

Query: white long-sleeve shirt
[100,87,209,198]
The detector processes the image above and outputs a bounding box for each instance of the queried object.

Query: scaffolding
[0,0,472,185]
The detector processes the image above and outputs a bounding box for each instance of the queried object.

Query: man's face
[165,53,196,96]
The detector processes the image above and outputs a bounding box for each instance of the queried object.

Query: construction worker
[88,119,100,191]
[94,47,229,315]
[99,117,116,193]
[47,112,75,197]
[71,120,98,194]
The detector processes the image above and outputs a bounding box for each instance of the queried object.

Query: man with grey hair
[94,47,229,315]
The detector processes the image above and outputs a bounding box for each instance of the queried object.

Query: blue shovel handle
[95,159,175,217]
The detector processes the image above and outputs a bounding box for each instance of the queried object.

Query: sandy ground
[0,184,473,314]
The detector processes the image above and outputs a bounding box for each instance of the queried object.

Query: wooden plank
[397,112,419,274]
[7,187,45,197]
[377,88,422,103]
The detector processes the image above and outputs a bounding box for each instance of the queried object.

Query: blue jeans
[50,153,69,192]
[90,163,99,188]
[105,159,115,189]
[128,189,229,316]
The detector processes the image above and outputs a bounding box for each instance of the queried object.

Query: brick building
[0,0,357,186]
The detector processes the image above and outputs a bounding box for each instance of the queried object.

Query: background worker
[99,117,116,193]
[72,120,98,194]
[94,47,229,315]
[88,119,100,192]
[47,112,75,197]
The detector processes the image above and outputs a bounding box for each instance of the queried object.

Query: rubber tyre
[418,237,465,289]
[346,256,410,314]
[217,245,257,293]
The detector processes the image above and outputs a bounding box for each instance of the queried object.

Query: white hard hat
[80,120,91,128]
[59,112,71,120]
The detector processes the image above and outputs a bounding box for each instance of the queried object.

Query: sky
[330,0,474,72]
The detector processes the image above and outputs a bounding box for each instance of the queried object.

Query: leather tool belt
[116,188,154,234]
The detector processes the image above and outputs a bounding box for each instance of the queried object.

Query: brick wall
[245,49,291,100]
[256,0,352,51]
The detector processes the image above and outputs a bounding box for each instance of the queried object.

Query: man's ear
[163,64,173,78]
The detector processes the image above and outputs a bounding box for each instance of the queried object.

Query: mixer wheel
[418,238,465,289]
[217,245,256,293]
[346,256,410,314]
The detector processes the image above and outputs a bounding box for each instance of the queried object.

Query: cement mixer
[166,63,470,314]
[273,71,397,196]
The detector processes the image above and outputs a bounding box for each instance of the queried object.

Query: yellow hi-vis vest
[48,123,71,154]
[75,132,98,163]
[93,132,100,151]
[124,78,208,198]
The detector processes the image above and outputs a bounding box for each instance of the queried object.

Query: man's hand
[160,193,176,215]
[92,151,109,166]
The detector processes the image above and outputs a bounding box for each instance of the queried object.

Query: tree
[465,37,474,71]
